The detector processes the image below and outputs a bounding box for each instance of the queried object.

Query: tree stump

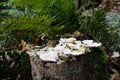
[30,55,86,80]
[29,47,108,80]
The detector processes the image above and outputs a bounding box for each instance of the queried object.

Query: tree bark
[75,0,81,9]
[30,55,87,80]
[29,47,108,80]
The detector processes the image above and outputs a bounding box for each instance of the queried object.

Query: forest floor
[108,51,120,80]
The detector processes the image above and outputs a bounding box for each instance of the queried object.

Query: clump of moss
[84,47,108,80]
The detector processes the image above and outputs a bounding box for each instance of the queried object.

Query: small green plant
[79,9,119,52]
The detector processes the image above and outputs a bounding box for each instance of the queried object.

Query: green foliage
[9,0,52,12]
[0,0,80,41]
[0,32,19,50]
[0,2,6,5]
[85,47,108,80]
[0,0,119,53]
[79,9,119,52]
[1,16,54,32]
[0,15,58,44]
[106,12,120,50]
[0,1,110,80]
[80,9,107,39]
[41,0,80,34]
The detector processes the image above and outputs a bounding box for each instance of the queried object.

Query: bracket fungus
[27,38,102,63]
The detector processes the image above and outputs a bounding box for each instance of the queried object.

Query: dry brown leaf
[19,39,26,51]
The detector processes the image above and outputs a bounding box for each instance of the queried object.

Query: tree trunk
[75,0,81,9]
[30,55,86,80]
[29,48,108,80]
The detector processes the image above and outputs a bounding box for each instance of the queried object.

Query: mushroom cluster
[27,38,101,63]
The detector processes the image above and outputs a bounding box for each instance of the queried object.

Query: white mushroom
[37,50,58,62]
[82,40,93,44]
[60,38,76,43]
[82,40,101,47]
[27,38,102,62]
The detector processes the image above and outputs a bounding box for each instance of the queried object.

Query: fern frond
[1,15,55,32]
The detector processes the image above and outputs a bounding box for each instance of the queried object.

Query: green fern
[80,9,119,52]
[2,0,79,37]
[1,16,54,31]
